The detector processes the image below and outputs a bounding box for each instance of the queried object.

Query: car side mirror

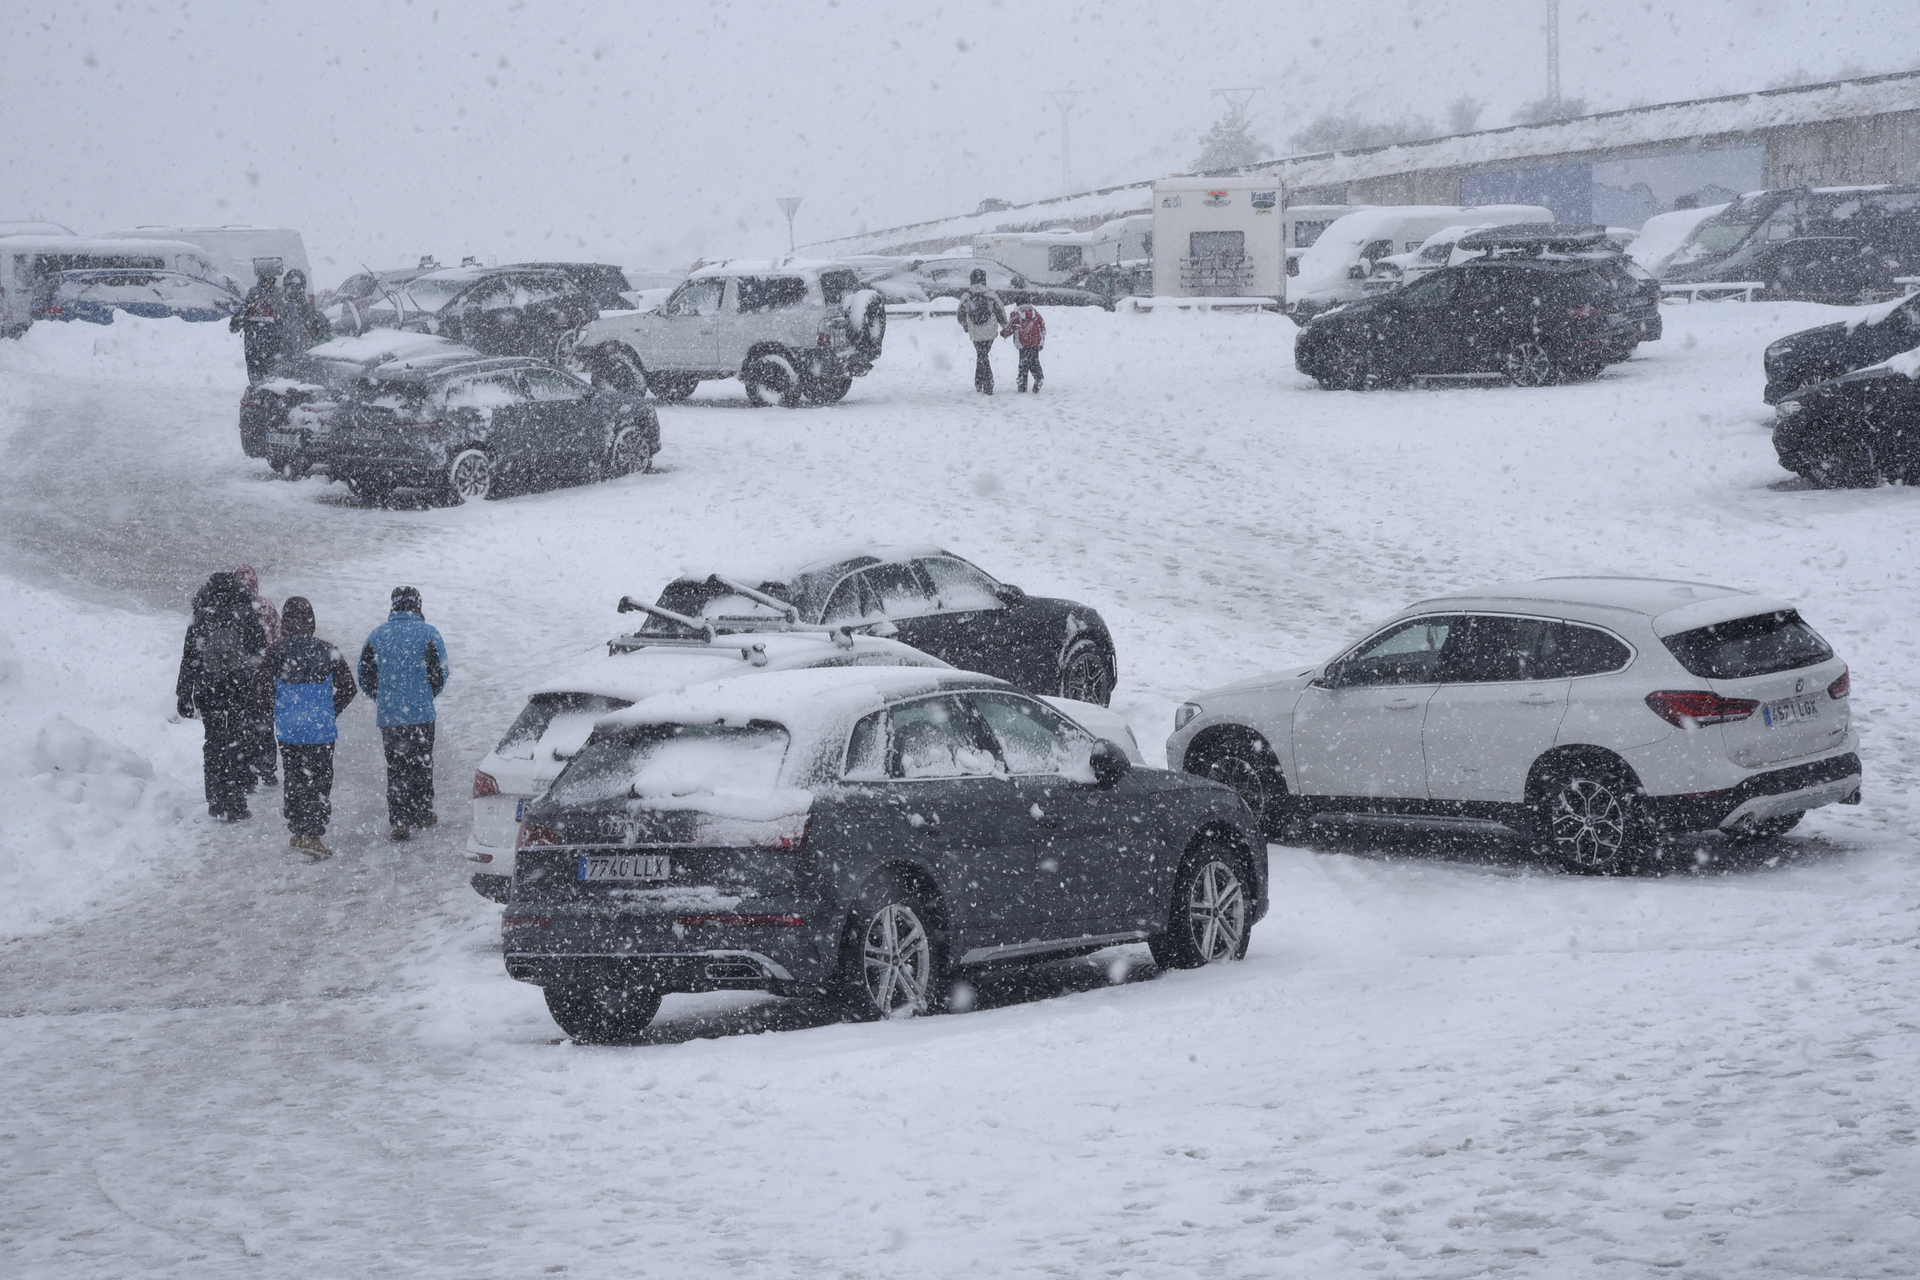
[1090,739,1132,788]
[1313,661,1346,689]
[994,583,1026,605]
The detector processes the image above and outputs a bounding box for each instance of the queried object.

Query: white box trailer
[971,227,1118,285]
[99,225,309,292]
[1151,176,1286,300]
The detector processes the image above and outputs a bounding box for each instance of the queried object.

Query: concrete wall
[1764,110,1920,188]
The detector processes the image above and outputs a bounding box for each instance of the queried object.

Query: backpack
[202,625,248,678]
[967,292,996,327]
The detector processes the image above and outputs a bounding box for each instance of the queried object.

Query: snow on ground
[1,302,1918,1277]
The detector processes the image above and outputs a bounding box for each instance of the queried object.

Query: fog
[3,0,1916,280]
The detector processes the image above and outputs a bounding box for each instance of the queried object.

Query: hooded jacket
[176,572,268,717]
[1004,303,1046,348]
[234,565,283,647]
[956,285,1008,343]
[259,597,357,745]
[359,609,450,727]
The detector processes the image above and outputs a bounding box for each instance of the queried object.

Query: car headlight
[1174,702,1202,732]
[1766,341,1793,361]
[1775,400,1805,418]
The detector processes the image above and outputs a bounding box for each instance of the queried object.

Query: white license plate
[1762,695,1819,728]
[578,853,671,882]
[268,432,301,446]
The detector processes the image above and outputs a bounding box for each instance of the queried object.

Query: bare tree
[1514,95,1589,125]
[1192,101,1274,171]
[1288,112,1439,154]
[1445,95,1485,135]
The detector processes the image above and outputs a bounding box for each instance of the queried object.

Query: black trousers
[1017,345,1043,389]
[246,709,277,783]
[201,709,254,819]
[280,742,334,837]
[381,723,436,827]
[972,340,995,394]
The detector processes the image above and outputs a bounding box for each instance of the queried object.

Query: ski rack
[610,595,857,655]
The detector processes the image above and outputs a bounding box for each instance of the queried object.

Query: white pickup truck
[574,261,887,406]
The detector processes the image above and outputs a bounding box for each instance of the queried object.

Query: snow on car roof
[1409,577,1751,617]
[687,259,854,280]
[527,633,950,704]
[309,331,479,365]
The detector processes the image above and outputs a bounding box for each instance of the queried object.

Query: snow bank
[0,578,198,937]
[0,313,244,387]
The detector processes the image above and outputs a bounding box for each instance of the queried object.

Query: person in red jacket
[1002,294,1046,393]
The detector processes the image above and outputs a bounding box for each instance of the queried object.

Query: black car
[1294,254,1640,389]
[1772,351,1920,487]
[503,667,1264,1043]
[1069,260,1155,302]
[327,266,600,362]
[1661,185,1918,300]
[1763,293,1920,403]
[325,356,659,503]
[1455,224,1663,346]
[236,331,480,470]
[507,262,634,312]
[643,547,1120,705]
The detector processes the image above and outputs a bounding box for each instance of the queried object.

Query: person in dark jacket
[230,259,285,382]
[359,586,450,841]
[176,572,271,812]
[277,269,330,360]
[955,268,1008,395]
[258,596,357,860]
[232,564,281,786]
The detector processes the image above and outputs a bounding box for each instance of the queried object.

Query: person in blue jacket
[359,586,450,841]
[256,596,357,860]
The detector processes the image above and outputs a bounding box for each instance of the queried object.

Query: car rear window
[495,692,632,759]
[1661,610,1835,680]
[546,723,790,807]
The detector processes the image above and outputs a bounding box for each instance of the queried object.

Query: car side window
[821,576,865,625]
[843,711,886,779]
[966,693,1091,777]
[662,278,725,317]
[737,276,809,312]
[861,564,934,620]
[521,368,590,402]
[1438,615,1558,683]
[1544,622,1632,678]
[884,697,998,779]
[1399,273,1458,309]
[440,373,524,411]
[918,557,1003,611]
[459,278,512,311]
[1334,616,1460,686]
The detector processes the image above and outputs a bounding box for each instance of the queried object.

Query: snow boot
[291,833,333,861]
[390,825,412,842]
[418,812,438,828]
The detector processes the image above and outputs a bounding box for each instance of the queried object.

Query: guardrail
[884,299,959,319]
[1118,296,1281,314]
[1659,281,1766,303]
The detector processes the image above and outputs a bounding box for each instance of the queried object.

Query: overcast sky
[4,1,1916,281]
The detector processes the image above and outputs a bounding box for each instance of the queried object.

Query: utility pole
[777,197,802,254]
[1545,0,1560,109]
[1047,90,1078,198]
[1213,86,1261,118]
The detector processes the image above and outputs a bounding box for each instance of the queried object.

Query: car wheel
[542,977,662,1045]
[1189,735,1293,834]
[1149,839,1252,969]
[1806,443,1880,489]
[608,426,654,477]
[588,345,645,393]
[742,353,803,408]
[1504,340,1559,388]
[1726,811,1804,843]
[1058,640,1115,706]
[1533,764,1651,875]
[835,876,944,1020]
[444,448,493,504]
[802,367,854,404]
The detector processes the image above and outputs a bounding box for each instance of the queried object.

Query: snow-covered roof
[309,331,477,365]
[527,633,949,705]
[1409,576,1763,619]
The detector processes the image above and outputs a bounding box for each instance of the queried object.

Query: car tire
[343,474,391,504]
[834,875,946,1020]
[1186,733,1294,835]
[444,448,493,504]
[645,372,697,403]
[802,375,853,405]
[608,426,654,477]
[1148,838,1252,970]
[1726,811,1804,843]
[1057,639,1116,706]
[1806,443,1881,489]
[1531,761,1652,875]
[1504,340,1559,388]
[742,353,803,408]
[542,977,662,1045]
[587,344,646,393]
[848,289,886,358]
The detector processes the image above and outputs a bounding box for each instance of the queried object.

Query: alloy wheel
[1183,859,1247,963]
[447,449,492,503]
[1505,341,1556,388]
[861,903,932,1017]
[1059,647,1114,704]
[1549,776,1629,871]
[1204,753,1267,818]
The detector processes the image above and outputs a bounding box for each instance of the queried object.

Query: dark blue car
[35,269,241,325]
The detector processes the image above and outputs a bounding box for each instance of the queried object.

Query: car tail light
[692,812,811,850]
[472,770,499,798]
[241,397,263,409]
[1644,690,1759,727]
[1566,304,1603,320]
[502,915,550,930]
[36,305,63,318]
[1828,668,1850,699]
[817,332,831,346]
[516,821,562,850]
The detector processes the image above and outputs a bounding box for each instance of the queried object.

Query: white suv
[573,261,886,407]
[1166,578,1861,873]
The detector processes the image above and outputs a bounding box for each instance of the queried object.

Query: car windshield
[545,723,790,808]
[1679,205,1770,259]
[396,277,471,312]
[1662,610,1835,680]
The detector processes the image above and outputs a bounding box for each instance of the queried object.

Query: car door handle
[1521,692,1555,705]
[1384,697,1422,710]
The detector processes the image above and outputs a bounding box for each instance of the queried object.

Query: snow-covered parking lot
[2,300,1917,1277]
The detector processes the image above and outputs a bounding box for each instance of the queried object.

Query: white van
[972,228,1117,285]
[1289,204,1554,317]
[99,226,309,293]
[0,236,231,336]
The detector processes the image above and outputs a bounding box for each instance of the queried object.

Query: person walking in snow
[1002,293,1046,393]
[176,571,270,819]
[358,586,449,842]
[258,596,357,860]
[230,259,286,383]
[277,269,331,360]
[955,268,1008,395]
[233,564,282,787]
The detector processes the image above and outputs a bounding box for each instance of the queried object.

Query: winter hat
[391,586,422,614]
[233,564,261,595]
[282,597,316,637]
[969,268,987,285]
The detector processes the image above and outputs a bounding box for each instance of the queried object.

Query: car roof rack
[1456,223,1617,256]
[610,595,855,654]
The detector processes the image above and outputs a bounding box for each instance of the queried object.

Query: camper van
[971,228,1118,285]
[1150,176,1287,300]
[1288,204,1554,318]
[99,226,309,294]
[1284,205,1365,251]
[0,236,231,336]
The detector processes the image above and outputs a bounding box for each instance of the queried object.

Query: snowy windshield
[545,724,790,808]
[396,278,470,312]
[495,692,632,760]
[1678,204,1770,258]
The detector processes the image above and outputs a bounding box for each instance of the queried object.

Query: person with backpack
[1001,293,1046,393]
[258,596,357,860]
[176,572,269,818]
[233,564,282,786]
[955,268,1008,395]
[358,586,450,842]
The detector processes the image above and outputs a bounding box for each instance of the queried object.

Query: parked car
[237,331,479,467]
[1771,348,1920,487]
[503,666,1264,1043]
[1069,259,1155,301]
[897,256,1117,310]
[573,261,887,405]
[507,262,635,311]
[1289,205,1554,320]
[1763,292,1920,403]
[325,265,599,362]
[642,549,1119,705]
[1660,184,1920,297]
[1294,253,1640,389]
[1452,224,1663,345]
[324,264,441,310]
[1167,578,1860,875]
[324,355,658,503]
[32,268,241,325]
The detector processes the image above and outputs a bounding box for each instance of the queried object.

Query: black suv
[1763,292,1920,403]
[1661,185,1917,302]
[1295,245,1640,390]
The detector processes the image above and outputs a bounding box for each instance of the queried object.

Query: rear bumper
[1645,752,1861,832]
[502,893,840,990]
[504,949,810,994]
